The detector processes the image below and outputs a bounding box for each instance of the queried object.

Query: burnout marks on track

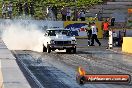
[28,66,70,88]
[15,52,82,88]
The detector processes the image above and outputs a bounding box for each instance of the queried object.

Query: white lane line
[17,58,44,88]
[0,59,4,88]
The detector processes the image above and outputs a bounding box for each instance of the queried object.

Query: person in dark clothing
[17,2,23,15]
[90,22,101,46]
[7,2,13,19]
[24,2,29,15]
[51,5,57,20]
[61,7,66,21]
[2,2,6,19]
[66,7,71,21]
[29,2,34,17]
[72,9,78,21]
[85,23,92,46]
[97,11,102,21]
[111,17,115,26]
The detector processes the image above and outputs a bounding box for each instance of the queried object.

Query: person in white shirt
[80,10,85,21]
[66,7,71,21]
[90,22,101,46]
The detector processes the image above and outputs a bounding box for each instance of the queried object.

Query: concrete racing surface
[12,45,132,88]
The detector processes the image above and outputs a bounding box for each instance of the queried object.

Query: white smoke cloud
[1,20,44,52]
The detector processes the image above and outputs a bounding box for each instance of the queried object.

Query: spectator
[103,20,109,38]
[97,11,102,21]
[7,2,13,19]
[66,7,71,21]
[61,6,67,21]
[24,2,29,15]
[2,2,7,19]
[111,17,115,26]
[80,10,85,21]
[47,6,55,20]
[29,2,34,17]
[18,2,23,15]
[95,14,98,20]
[90,22,101,46]
[72,9,78,21]
[51,5,57,20]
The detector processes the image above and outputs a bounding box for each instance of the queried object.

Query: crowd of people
[46,6,86,21]
[1,2,87,21]
[17,2,35,16]
[1,2,97,22]
[1,2,34,19]
[61,7,86,21]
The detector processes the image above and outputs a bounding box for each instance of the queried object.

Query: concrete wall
[0,39,31,88]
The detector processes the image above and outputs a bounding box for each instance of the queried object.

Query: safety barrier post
[108,29,113,49]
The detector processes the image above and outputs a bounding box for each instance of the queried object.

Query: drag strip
[12,50,132,88]
[12,51,82,88]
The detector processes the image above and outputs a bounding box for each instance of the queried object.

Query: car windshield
[47,29,71,36]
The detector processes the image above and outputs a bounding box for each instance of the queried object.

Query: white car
[42,28,77,53]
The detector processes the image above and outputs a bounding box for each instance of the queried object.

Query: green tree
[0,0,103,19]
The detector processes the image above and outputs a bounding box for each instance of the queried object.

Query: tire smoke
[1,20,44,52]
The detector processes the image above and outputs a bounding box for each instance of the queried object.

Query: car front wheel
[73,47,76,54]
[47,46,51,53]
[66,49,71,53]
[43,45,47,52]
